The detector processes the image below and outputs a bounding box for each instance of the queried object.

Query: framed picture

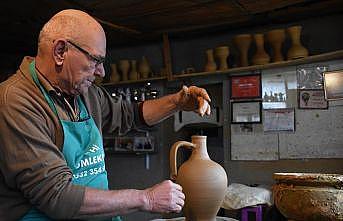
[298,89,328,109]
[231,101,262,124]
[231,74,261,99]
[114,136,154,153]
[323,70,343,100]
[263,108,295,132]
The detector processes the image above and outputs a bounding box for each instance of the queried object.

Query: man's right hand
[143,180,185,213]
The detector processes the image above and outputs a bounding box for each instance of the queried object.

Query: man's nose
[95,63,105,78]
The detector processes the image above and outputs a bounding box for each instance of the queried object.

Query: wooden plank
[162,33,173,80]
[173,49,343,78]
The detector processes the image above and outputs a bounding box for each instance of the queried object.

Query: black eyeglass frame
[66,40,106,66]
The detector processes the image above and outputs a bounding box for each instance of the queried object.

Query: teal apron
[20,61,121,221]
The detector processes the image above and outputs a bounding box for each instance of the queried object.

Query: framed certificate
[231,101,262,123]
[231,74,261,99]
[263,108,295,132]
[298,89,328,109]
[323,70,343,100]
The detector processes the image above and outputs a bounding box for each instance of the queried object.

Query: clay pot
[118,60,130,81]
[110,63,120,82]
[170,135,228,221]
[252,33,270,65]
[287,25,309,60]
[266,29,285,62]
[204,49,217,72]
[215,46,230,70]
[139,56,151,79]
[129,60,139,81]
[273,173,343,221]
[233,34,252,67]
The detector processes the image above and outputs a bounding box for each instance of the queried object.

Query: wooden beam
[94,17,141,35]
[162,33,173,80]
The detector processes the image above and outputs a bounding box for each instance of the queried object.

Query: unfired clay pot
[170,135,228,221]
[252,33,270,65]
[129,60,139,80]
[110,63,120,82]
[118,60,130,81]
[287,25,309,60]
[233,34,252,67]
[215,46,230,70]
[139,56,151,79]
[273,173,343,221]
[266,29,285,62]
[204,49,217,72]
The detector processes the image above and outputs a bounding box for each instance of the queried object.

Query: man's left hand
[174,85,211,117]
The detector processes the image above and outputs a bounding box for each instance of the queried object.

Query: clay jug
[110,63,120,82]
[139,56,151,79]
[266,29,285,62]
[287,25,309,60]
[170,135,228,221]
[214,46,229,70]
[252,33,270,65]
[129,60,139,81]
[118,60,130,81]
[204,49,217,72]
[233,34,252,67]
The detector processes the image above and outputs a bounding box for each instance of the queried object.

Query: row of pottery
[204,25,309,72]
[109,56,151,82]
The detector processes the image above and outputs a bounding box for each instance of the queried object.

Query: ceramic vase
[129,60,139,81]
[204,49,217,72]
[233,34,252,67]
[109,63,120,82]
[252,33,270,65]
[266,29,285,62]
[214,46,229,70]
[287,25,309,60]
[118,60,130,81]
[170,135,228,221]
[139,56,151,79]
[273,173,343,221]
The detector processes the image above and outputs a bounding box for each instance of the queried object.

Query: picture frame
[231,101,262,124]
[298,89,328,109]
[323,70,343,100]
[114,136,155,153]
[263,108,295,132]
[231,74,262,99]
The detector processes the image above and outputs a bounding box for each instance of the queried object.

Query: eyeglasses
[66,40,106,66]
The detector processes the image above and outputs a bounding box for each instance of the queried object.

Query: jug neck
[191,135,210,159]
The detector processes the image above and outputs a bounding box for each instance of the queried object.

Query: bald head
[37,9,105,56]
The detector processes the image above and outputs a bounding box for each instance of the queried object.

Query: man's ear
[53,39,67,66]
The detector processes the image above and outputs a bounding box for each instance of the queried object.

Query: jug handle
[170,141,195,180]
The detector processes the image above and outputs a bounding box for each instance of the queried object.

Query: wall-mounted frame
[231,101,262,124]
[114,136,154,153]
[323,70,343,100]
[263,108,295,132]
[298,89,328,109]
[231,74,261,99]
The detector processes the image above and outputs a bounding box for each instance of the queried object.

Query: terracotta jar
[170,135,228,221]
[110,63,120,82]
[118,60,130,81]
[287,25,309,60]
[129,60,139,80]
[233,34,252,67]
[266,29,285,62]
[215,46,230,70]
[252,33,270,65]
[273,173,343,221]
[204,49,217,72]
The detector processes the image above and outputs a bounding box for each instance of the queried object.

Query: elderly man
[0,9,211,221]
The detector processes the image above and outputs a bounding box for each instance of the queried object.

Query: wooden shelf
[101,76,167,86]
[172,49,343,79]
